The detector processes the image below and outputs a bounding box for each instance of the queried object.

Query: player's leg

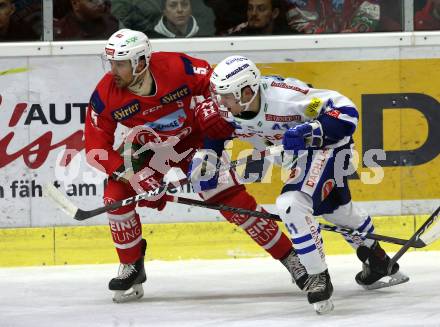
[198,170,307,286]
[322,194,408,289]
[276,191,333,314]
[276,149,336,314]
[104,178,147,302]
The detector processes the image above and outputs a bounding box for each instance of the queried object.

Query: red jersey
[415,2,440,31]
[286,0,380,33]
[85,51,212,175]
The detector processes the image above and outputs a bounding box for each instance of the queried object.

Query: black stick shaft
[171,196,423,248]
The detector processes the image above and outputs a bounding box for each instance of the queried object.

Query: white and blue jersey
[218,75,359,215]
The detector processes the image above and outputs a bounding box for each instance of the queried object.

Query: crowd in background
[0,0,439,42]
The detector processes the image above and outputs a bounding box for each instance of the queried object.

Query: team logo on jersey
[270,81,308,94]
[111,100,141,121]
[90,90,105,114]
[321,179,335,201]
[144,108,187,131]
[325,109,341,118]
[160,85,191,104]
[305,98,323,118]
[265,114,301,122]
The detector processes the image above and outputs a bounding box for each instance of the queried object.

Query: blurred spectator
[150,0,200,37]
[285,0,381,33]
[0,0,40,41]
[54,0,119,40]
[225,0,289,36]
[13,0,42,38]
[111,0,215,37]
[54,0,73,18]
[379,0,402,31]
[415,0,440,30]
[204,0,246,35]
[111,0,161,35]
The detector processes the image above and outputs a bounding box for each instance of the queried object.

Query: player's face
[163,0,191,28]
[0,0,14,31]
[212,92,243,116]
[247,0,276,30]
[109,60,134,88]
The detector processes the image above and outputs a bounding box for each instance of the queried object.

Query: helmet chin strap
[128,65,149,88]
[128,68,153,96]
[238,89,258,112]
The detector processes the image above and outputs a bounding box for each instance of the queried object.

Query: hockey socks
[208,188,292,260]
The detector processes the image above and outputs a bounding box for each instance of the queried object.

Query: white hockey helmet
[104,29,152,76]
[210,55,261,111]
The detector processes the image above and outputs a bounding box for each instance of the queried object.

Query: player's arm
[283,96,358,151]
[179,53,213,98]
[84,88,123,177]
[189,100,235,192]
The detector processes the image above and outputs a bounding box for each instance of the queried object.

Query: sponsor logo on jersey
[143,105,163,115]
[265,114,301,122]
[270,81,308,94]
[305,149,329,188]
[111,100,141,121]
[286,167,302,184]
[325,109,341,118]
[305,98,323,118]
[321,179,335,200]
[225,63,250,79]
[160,85,191,104]
[218,109,229,118]
[90,90,105,114]
[135,126,192,144]
[144,108,187,131]
[305,215,325,259]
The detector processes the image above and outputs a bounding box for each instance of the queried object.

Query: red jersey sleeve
[176,52,212,98]
[84,75,123,175]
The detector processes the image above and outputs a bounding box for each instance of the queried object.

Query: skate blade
[112,284,144,303]
[313,299,334,315]
[360,271,410,290]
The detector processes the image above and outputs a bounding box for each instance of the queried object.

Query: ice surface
[0,251,439,327]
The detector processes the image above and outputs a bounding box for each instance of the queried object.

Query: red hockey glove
[138,194,173,211]
[195,100,235,139]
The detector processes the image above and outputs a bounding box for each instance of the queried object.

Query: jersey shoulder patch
[90,89,105,114]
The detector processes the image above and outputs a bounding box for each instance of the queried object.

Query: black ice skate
[280,248,308,288]
[355,242,409,290]
[304,269,334,315]
[109,239,147,303]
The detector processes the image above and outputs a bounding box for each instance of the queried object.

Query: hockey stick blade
[171,196,423,247]
[43,183,79,218]
[388,205,440,274]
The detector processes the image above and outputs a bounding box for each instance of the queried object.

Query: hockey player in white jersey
[191,55,409,314]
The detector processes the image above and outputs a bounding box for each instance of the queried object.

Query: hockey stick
[44,145,285,221]
[170,195,426,248]
[387,205,440,274]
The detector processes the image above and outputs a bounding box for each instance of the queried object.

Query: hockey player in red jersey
[84,29,299,303]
